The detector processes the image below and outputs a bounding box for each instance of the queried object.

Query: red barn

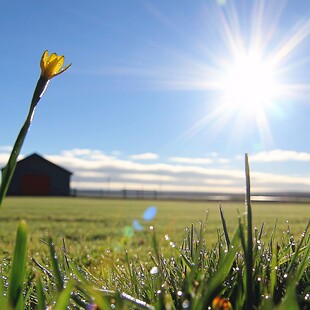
[3,153,72,196]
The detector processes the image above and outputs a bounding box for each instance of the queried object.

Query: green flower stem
[0,76,49,206]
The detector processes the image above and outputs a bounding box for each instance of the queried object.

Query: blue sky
[2,0,310,193]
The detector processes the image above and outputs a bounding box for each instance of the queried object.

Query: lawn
[0,197,308,268]
[0,196,309,309]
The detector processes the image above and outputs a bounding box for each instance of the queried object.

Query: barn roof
[4,153,73,175]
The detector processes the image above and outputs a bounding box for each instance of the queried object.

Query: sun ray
[113,1,310,148]
[160,0,310,148]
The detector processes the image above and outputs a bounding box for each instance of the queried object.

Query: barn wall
[6,155,71,196]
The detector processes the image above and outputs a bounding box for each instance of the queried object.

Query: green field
[0,197,309,268]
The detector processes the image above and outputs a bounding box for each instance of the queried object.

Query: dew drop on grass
[177,291,182,296]
[150,266,158,275]
[170,241,176,248]
[182,300,190,309]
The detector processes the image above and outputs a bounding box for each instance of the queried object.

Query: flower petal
[40,50,71,79]
[40,50,48,71]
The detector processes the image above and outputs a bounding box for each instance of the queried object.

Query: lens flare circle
[143,206,157,221]
[132,219,144,231]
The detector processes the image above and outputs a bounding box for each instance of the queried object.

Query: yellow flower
[40,50,71,80]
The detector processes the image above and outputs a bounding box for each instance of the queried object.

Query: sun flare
[124,1,310,145]
[219,52,280,114]
[166,1,310,145]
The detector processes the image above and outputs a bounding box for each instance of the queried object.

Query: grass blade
[198,226,240,307]
[270,239,278,298]
[48,235,64,291]
[0,275,5,307]
[7,220,27,310]
[277,283,299,310]
[35,273,46,310]
[53,282,73,310]
[245,153,253,309]
[219,205,230,248]
[285,220,309,275]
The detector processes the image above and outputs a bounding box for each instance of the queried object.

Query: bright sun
[149,1,310,143]
[219,52,280,115]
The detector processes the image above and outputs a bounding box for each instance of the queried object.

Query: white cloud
[120,173,175,182]
[217,158,230,164]
[0,154,10,167]
[111,150,122,157]
[0,148,24,167]
[61,149,113,161]
[0,146,13,167]
[4,148,310,194]
[130,152,159,160]
[251,170,310,185]
[75,171,108,178]
[70,180,243,193]
[169,156,213,165]
[250,149,310,162]
[0,146,13,153]
[203,179,235,185]
[46,149,246,192]
[235,154,244,161]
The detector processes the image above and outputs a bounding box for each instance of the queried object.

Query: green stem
[245,153,253,309]
[0,76,49,206]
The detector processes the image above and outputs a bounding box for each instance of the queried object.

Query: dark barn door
[21,175,50,195]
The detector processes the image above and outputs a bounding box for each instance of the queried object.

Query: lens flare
[143,206,157,221]
[133,219,144,231]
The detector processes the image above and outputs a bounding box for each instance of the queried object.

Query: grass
[0,197,308,266]
[0,197,309,309]
[0,198,310,310]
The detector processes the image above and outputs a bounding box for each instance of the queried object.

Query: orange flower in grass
[212,296,233,310]
[40,50,71,80]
